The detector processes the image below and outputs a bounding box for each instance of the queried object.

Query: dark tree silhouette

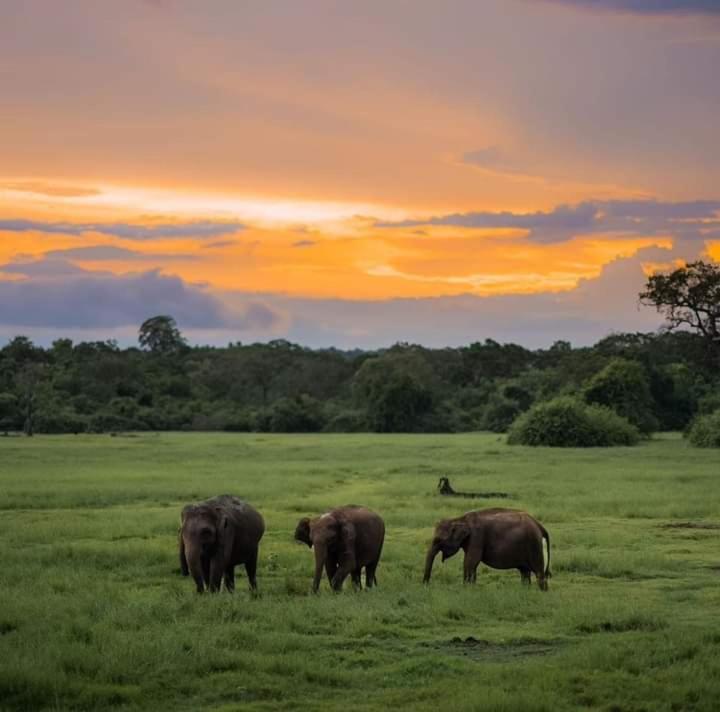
[138,315,187,355]
[640,261,720,362]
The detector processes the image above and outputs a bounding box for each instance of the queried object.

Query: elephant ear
[294,517,312,547]
[448,520,470,548]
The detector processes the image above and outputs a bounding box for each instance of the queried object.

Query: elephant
[294,505,385,593]
[178,494,265,593]
[423,508,551,590]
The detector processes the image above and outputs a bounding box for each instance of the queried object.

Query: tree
[138,315,187,355]
[640,261,720,363]
[584,358,658,434]
[353,351,436,432]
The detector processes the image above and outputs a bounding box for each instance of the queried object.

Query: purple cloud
[378,199,720,245]
[0,258,278,330]
[42,245,198,261]
[543,0,720,14]
[0,219,245,240]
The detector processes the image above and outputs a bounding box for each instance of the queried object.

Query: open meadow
[1,432,719,711]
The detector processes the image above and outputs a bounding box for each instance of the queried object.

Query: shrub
[267,396,326,433]
[323,408,368,433]
[507,396,640,447]
[584,358,658,434]
[687,412,720,448]
[482,397,522,433]
[33,410,88,434]
[87,413,145,433]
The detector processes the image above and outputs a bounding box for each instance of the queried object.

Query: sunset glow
[1,0,718,346]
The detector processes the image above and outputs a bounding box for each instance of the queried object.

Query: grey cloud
[201,240,238,249]
[0,219,245,240]
[41,245,197,261]
[292,240,317,248]
[378,199,720,245]
[0,258,279,331]
[544,0,720,14]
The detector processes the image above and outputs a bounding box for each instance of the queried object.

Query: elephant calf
[424,508,551,590]
[179,494,265,593]
[294,505,385,593]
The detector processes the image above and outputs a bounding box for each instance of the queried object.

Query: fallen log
[437,477,511,499]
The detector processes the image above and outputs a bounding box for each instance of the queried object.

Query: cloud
[0,219,245,240]
[201,240,238,250]
[543,0,720,14]
[41,245,197,262]
[378,199,720,246]
[236,246,672,349]
[292,240,317,248]
[1,181,102,198]
[0,258,279,331]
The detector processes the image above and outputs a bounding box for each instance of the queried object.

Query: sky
[1,0,719,349]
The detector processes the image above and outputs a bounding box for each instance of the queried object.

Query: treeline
[1,327,718,435]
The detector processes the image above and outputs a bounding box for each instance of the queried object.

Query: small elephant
[294,505,385,593]
[179,494,264,593]
[423,508,551,590]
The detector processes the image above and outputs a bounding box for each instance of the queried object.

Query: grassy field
[1,433,719,711]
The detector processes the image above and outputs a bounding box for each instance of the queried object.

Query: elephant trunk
[184,540,206,593]
[423,544,439,584]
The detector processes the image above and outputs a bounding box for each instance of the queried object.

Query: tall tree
[640,261,720,363]
[138,315,187,355]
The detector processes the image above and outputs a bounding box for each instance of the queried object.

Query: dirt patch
[426,636,563,662]
[661,522,720,530]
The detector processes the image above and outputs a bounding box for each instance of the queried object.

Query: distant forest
[1,322,718,436]
[2,260,719,436]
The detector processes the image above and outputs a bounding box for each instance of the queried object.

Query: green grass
[1,432,719,711]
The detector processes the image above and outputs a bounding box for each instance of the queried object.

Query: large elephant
[423,508,551,590]
[179,495,265,593]
[294,505,385,593]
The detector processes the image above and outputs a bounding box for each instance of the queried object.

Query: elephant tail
[539,525,552,578]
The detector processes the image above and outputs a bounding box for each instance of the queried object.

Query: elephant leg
[463,551,481,584]
[244,549,259,592]
[519,568,532,586]
[325,553,339,586]
[331,559,355,592]
[351,568,362,591]
[536,572,549,592]
[224,566,235,593]
[179,532,189,576]
[365,559,379,588]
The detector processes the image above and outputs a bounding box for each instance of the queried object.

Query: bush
[507,396,640,447]
[584,358,658,434]
[87,413,145,433]
[482,397,522,433]
[267,396,326,432]
[687,412,720,448]
[323,408,368,433]
[34,410,88,434]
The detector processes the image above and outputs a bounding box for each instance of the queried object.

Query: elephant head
[181,504,231,592]
[294,514,356,592]
[423,517,470,583]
